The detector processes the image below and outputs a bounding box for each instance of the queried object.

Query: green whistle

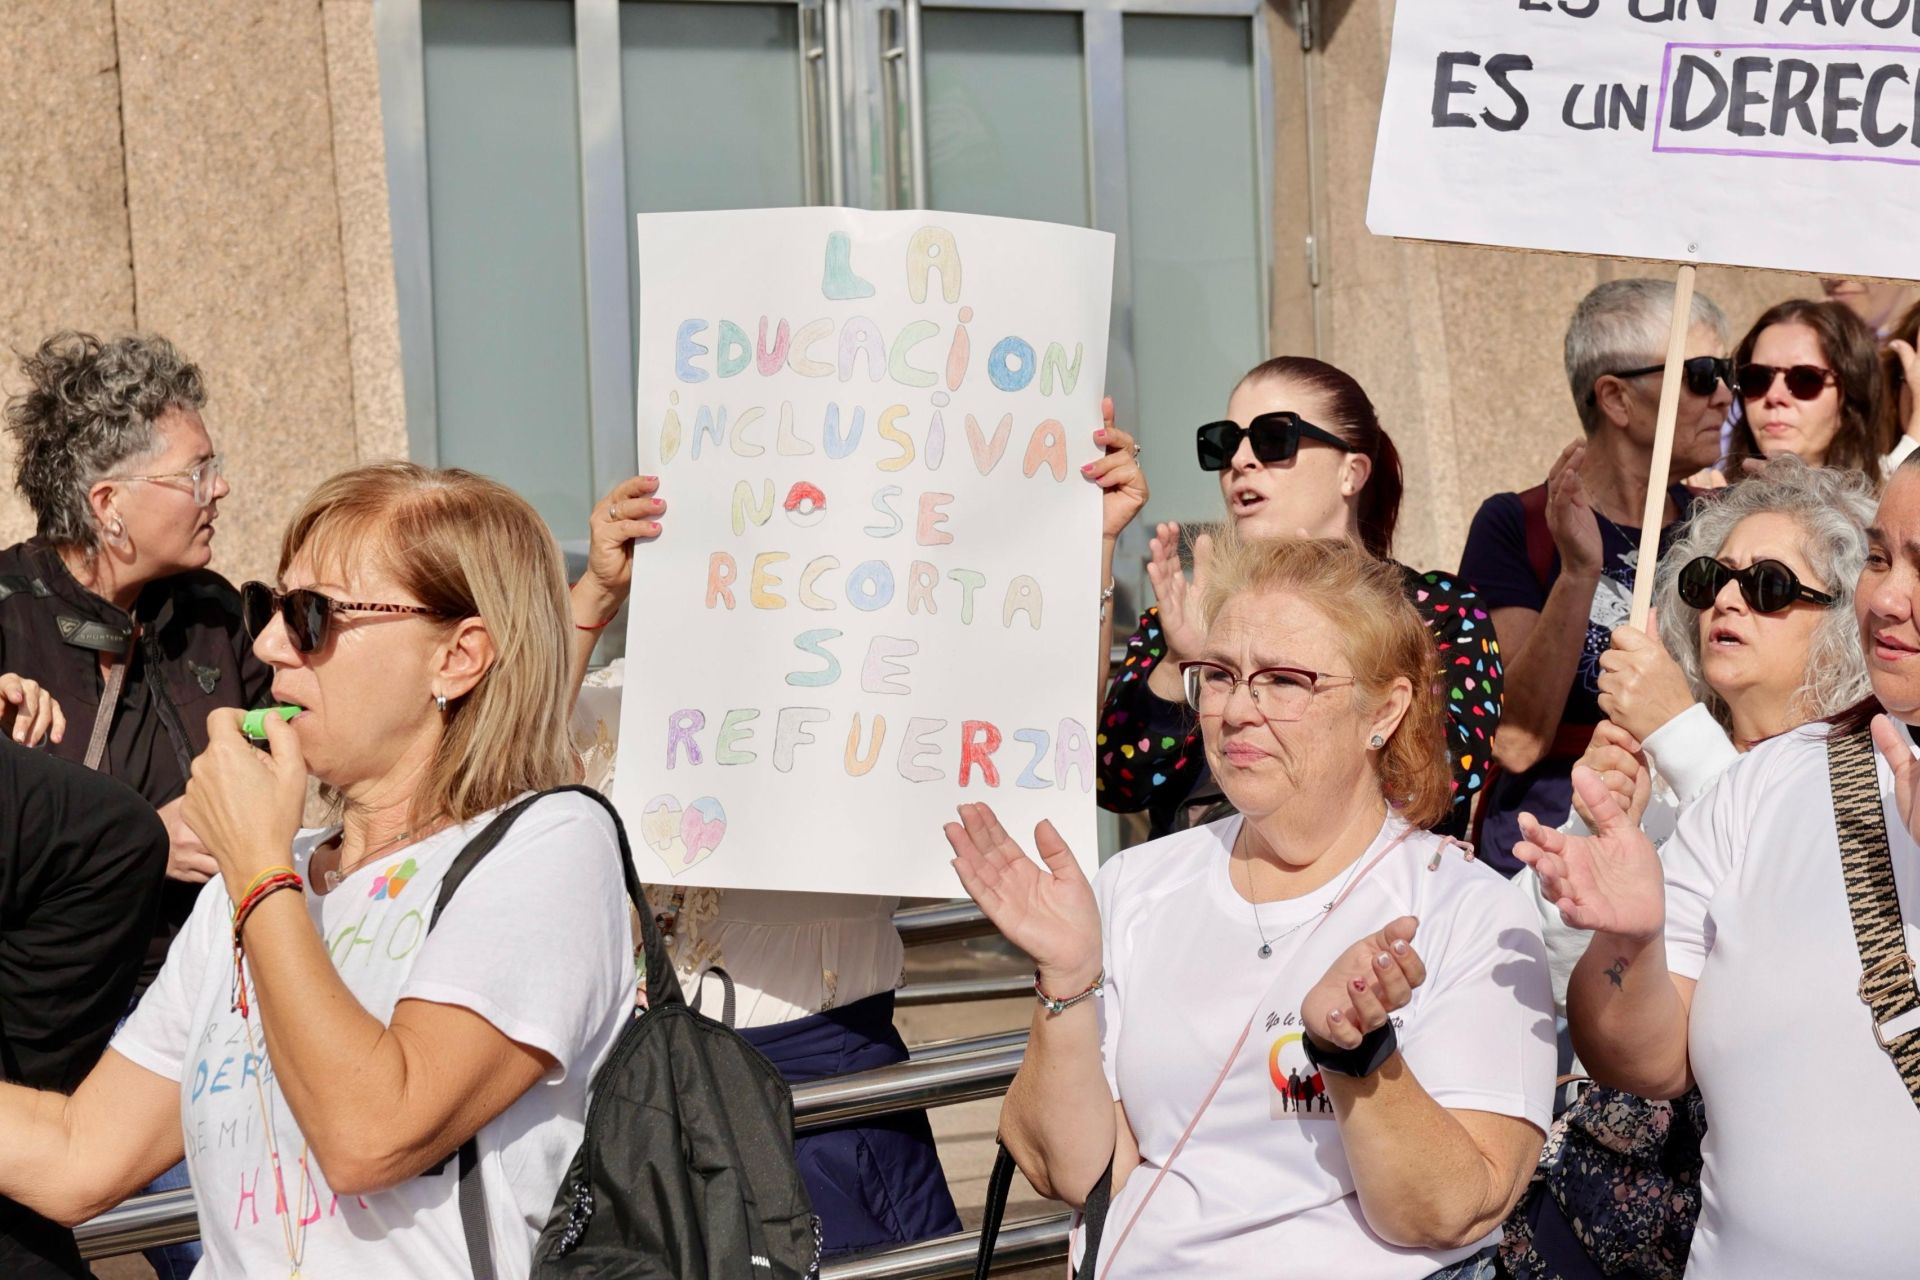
[242,705,303,740]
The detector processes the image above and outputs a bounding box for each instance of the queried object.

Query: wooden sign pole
[1627,262,1698,631]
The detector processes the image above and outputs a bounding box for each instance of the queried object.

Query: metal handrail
[892,900,994,946]
[76,1030,1030,1260]
[896,975,1031,1007]
[794,1041,1024,1133]
[821,1213,1072,1279]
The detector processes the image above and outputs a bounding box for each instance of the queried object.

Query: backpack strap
[1827,727,1920,1105]
[1517,483,1555,591]
[971,1145,1112,1280]
[424,785,685,1280]
[688,965,738,1029]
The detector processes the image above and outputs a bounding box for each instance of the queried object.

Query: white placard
[615,208,1114,898]
[1368,1,1920,281]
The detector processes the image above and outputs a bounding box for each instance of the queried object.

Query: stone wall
[0,0,403,590]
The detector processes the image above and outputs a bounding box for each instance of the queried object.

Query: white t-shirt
[1516,702,1742,1013]
[112,792,635,1280]
[1085,815,1555,1280]
[1661,723,1920,1279]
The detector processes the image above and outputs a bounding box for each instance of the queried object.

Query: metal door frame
[376,0,1274,499]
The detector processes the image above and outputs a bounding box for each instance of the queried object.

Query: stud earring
[1368,734,1385,749]
[434,693,448,715]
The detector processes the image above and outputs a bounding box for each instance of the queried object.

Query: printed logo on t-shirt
[1579,543,1640,694]
[370,857,418,901]
[1262,1010,1405,1121]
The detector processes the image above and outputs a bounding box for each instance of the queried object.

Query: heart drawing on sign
[640,794,729,875]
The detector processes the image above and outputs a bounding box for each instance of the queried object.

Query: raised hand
[1598,608,1694,742]
[1301,917,1425,1051]
[185,708,310,899]
[1545,440,1603,577]
[944,802,1101,990]
[1087,397,1149,540]
[1514,766,1666,942]
[1872,714,1920,845]
[1891,340,1920,443]
[1569,720,1652,830]
[0,672,63,746]
[1146,522,1213,664]
[573,475,666,626]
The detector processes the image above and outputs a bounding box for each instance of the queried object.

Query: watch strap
[1302,1019,1398,1078]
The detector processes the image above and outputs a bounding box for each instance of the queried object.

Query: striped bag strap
[1826,726,1920,1106]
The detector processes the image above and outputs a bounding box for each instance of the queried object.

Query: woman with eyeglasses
[1500,456,1875,1280]
[1725,298,1893,478]
[0,463,636,1279]
[0,331,264,1277]
[952,536,1553,1280]
[1099,356,1501,839]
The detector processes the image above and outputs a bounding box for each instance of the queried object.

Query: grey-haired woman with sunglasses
[1500,455,1875,1280]
[1099,356,1502,840]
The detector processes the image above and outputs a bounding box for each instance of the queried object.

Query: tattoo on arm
[1604,957,1629,989]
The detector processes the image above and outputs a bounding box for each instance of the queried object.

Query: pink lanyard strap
[1094,823,1421,1280]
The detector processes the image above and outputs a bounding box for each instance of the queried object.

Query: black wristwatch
[1301,1021,1398,1078]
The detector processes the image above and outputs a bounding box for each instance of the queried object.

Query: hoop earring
[434,693,449,715]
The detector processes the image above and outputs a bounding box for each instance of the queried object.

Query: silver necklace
[322,826,417,891]
[1237,841,1368,960]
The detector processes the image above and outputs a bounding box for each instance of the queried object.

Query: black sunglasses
[1586,356,1732,406]
[1676,556,1835,615]
[1196,413,1358,472]
[1735,362,1837,401]
[241,581,446,655]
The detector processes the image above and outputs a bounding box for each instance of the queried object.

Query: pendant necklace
[1238,835,1368,960]
[321,826,419,892]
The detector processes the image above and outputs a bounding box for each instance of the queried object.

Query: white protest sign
[615,208,1114,898]
[1368,1,1920,281]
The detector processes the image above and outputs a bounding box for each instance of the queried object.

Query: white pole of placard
[1628,264,1696,632]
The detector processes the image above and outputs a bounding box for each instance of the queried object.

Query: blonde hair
[1199,535,1452,828]
[278,463,574,827]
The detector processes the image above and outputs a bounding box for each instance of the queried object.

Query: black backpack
[426,786,821,1280]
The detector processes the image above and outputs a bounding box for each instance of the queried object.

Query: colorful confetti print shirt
[1097,564,1503,839]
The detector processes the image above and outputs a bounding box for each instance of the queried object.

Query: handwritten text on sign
[616,209,1114,898]
[1368,1,1920,280]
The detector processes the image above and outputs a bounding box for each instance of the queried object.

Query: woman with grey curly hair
[1500,454,1875,1280]
[0,331,268,1278]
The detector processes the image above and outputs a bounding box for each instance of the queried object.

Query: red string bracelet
[230,872,304,1018]
[567,580,620,631]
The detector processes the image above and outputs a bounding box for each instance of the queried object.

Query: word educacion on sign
[1431,1,1920,167]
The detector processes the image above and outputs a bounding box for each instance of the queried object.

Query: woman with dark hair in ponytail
[1099,356,1502,838]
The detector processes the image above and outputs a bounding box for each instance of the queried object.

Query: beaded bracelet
[1034,969,1104,1015]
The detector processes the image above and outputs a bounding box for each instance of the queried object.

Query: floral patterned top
[1097,564,1503,839]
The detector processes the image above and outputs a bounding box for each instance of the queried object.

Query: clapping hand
[1891,340,1920,444]
[1301,917,1425,1051]
[1514,767,1666,942]
[944,803,1102,992]
[1146,523,1213,665]
[1872,715,1920,845]
[1545,441,1603,577]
